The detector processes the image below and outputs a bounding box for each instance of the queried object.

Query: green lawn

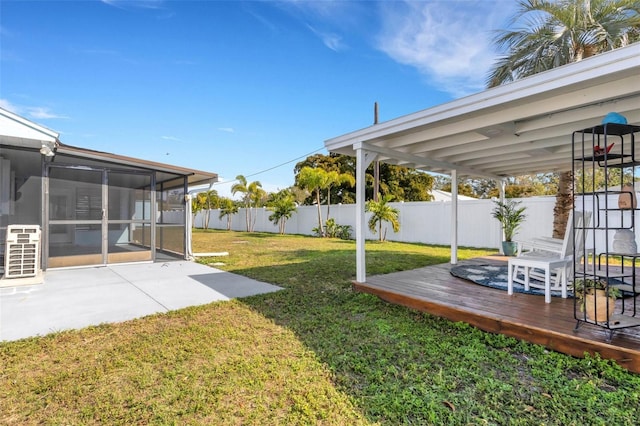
[1,230,639,425]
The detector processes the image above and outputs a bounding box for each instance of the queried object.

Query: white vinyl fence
[194,192,640,252]
[194,196,556,250]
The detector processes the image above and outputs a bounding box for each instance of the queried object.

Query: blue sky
[1,0,517,198]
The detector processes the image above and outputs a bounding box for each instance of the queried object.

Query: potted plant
[574,278,621,322]
[491,199,527,256]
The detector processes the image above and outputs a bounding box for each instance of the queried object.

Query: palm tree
[218,198,238,231]
[297,167,330,236]
[267,190,298,234]
[195,189,219,230]
[191,195,204,228]
[487,0,640,238]
[325,170,355,218]
[231,174,263,232]
[247,182,266,232]
[365,195,400,242]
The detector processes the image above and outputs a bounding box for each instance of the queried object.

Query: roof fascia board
[0,107,59,142]
[326,44,640,149]
[57,144,218,180]
[378,74,639,152]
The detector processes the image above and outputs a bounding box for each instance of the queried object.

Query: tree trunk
[315,190,324,236]
[553,171,574,238]
[204,210,210,229]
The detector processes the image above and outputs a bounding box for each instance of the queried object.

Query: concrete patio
[0,261,282,342]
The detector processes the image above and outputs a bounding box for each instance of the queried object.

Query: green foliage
[231,174,265,232]
[218,198,239,231]
[192,189,220,229]
[365,195,400,241]
[374,163,434,201]
[436,174,559,199]
[313,218,352,239]
[491,199,527,242]
[574,277,622,306]
[575,167,636,193]
[267,189,298,234]
[296,166,330,236]
[487,0,640,87]
[295,153,356,205]
[294,153,435,204]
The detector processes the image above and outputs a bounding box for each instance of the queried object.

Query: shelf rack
[573,122,640,341]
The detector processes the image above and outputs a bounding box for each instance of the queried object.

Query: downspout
[185,181,193,261]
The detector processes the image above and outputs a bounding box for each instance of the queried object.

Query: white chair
[508,211,591,303]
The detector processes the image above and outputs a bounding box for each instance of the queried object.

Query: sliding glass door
[48,167,104,268]
[107,171,152,263]
[47,166,153,268]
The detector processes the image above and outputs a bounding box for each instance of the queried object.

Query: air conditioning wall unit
[5,225,41,279]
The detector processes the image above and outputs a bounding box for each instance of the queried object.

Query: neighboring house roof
[325,43,640,180]
[0,107,217,188]
[430,189,476,201]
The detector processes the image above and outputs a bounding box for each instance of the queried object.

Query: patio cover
[324,43,640,283]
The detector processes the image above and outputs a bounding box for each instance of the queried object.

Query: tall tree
[194,189,219,230]
[294,153,435,204]
[296,167,330,236]
[487,0,640,237]
[325,170,355,218]
[218,198,239,231]
[231,175,264,232]
[295,154,356,205]
[365,195,401,242]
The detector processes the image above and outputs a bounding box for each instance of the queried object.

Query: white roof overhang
[56,143,218,188]
[325,43,640,180]
[0,107,59,149]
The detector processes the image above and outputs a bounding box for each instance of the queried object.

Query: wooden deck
[355,257,640,374]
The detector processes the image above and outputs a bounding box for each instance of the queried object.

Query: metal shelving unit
[573,122,640,341]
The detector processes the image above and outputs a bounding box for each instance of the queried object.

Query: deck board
[355,257,640,373]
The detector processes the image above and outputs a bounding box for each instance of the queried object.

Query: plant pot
[502,241,518,256]
[585,290,615,322]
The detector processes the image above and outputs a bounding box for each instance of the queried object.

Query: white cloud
[161,135,183,142]
[27,107,69,120]
[0,100,68,120]
[0,99,20,113]
[101,0,164,10]
[376,1,514,98]
[217,127,235,133]
[306,24,346,52]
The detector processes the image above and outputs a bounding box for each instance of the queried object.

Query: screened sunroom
[0,108,217,272]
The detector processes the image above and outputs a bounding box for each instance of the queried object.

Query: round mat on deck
[450,264,572,298]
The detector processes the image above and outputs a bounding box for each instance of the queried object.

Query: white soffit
[325,43,640,179]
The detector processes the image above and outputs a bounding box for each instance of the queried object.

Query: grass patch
[2,230,640,424]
